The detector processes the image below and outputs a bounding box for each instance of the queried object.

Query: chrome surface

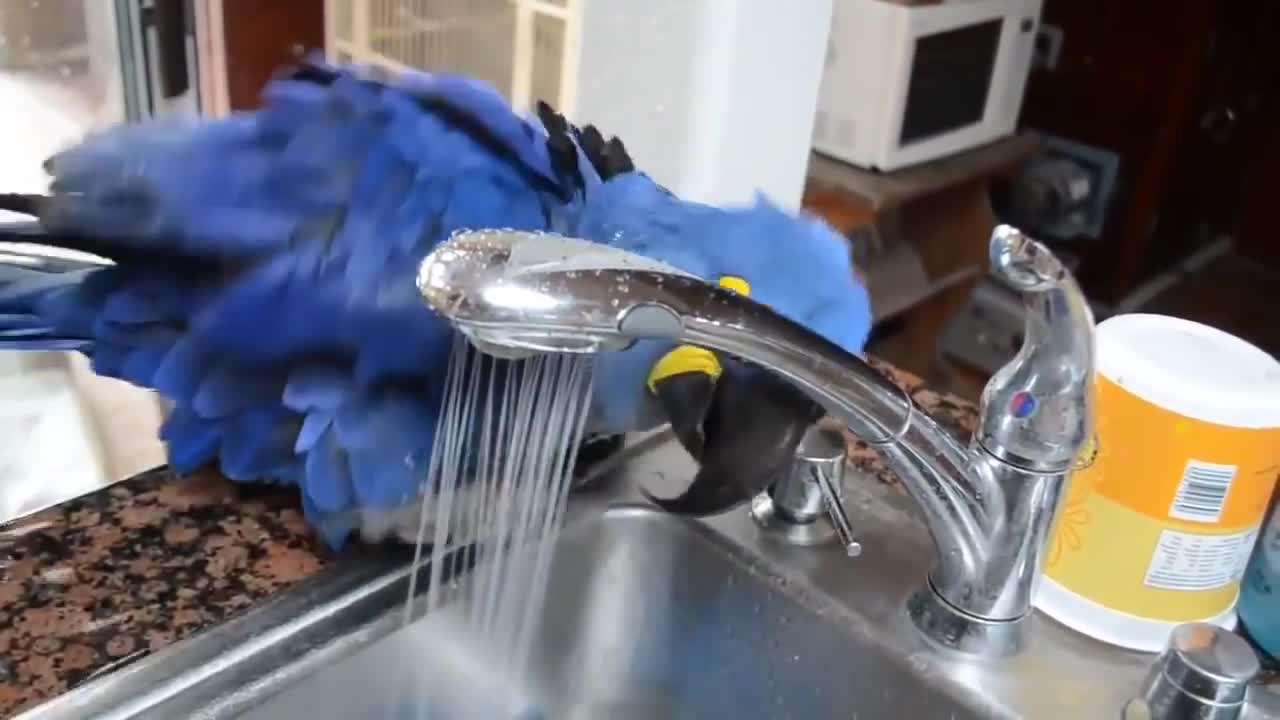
[418,224,1096,656]
[21,435,1176,719]
[750,425,861,556]
[237,506,967,720]
[1137,623,1267,720]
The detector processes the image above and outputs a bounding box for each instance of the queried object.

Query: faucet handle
[976,225,1097,472]
[1136,622,1261,719]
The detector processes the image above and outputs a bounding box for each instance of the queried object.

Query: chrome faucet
[417,224,1096,657]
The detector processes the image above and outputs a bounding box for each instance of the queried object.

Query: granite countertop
[0,359,1273,717]
[0,472,329,717]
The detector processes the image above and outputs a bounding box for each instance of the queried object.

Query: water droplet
[609,298,619,308]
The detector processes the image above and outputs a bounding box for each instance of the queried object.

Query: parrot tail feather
[0,193,43,218]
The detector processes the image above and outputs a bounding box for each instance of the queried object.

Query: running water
[402,334,596,718]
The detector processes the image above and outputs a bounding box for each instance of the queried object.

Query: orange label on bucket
[1088,376,1279,525]
[1045,374,1280,624]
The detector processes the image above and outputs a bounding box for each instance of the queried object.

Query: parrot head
[531,113,872,519]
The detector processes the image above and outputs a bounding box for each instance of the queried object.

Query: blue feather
[0,62,582,548]
[0,58,873,550]
[160,407,222,473]
[578,174,873,434]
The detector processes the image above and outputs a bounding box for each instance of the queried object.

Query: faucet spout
[418,225,1096,657]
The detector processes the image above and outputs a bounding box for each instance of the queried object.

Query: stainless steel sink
[238,504,979,720]
[19,431,1222,719]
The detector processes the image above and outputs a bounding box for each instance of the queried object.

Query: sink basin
[20,431,1172,719]
[238,506,978,720]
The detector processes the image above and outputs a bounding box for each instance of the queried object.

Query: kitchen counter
[0,469,328,717]
[0,359,1272,717]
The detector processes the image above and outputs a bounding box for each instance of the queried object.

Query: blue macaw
[0,58,872,549]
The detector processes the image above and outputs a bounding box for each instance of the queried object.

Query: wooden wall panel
[1020,0,1217,301]
[1233,96,1280,268]
[219,0,325,110]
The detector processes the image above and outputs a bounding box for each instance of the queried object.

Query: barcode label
[1144,527,1260,591]
[1168,460,1236,523]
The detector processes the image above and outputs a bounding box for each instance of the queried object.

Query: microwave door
[898,18,1004,148]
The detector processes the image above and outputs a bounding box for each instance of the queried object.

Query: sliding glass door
[0,0,200,523]
[0,0,200,190]
[117,0,203,118]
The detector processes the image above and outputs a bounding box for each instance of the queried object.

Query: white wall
[572,0,833,210]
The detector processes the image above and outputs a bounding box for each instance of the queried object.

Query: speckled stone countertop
[0,359,1273,717]
[0,472,328,717]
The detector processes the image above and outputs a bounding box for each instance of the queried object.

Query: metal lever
[750,426,861,556]
[811,457,859,556]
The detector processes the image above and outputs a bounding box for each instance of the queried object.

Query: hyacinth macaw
[0,58,872,549]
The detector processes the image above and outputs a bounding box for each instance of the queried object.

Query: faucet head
[417,228,702,359]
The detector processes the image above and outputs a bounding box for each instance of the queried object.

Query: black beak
[644,358,824,516]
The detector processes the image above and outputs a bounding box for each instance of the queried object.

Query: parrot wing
[0,58,615,548]
[2,56,875,543]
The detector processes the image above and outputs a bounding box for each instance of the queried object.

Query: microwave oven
[812,0,1043,172]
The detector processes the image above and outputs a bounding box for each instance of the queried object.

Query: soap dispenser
[1239,491,1279,665]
